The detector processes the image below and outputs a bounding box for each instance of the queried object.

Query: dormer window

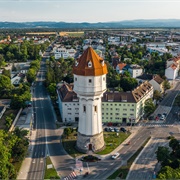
[88,61,92,68]
[101,60,104,66]
[75,60,79,66]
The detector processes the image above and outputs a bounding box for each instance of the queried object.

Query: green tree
[144,98,156,116]
[158,166,180,179]
[64,128,71,137]
[163,80,171,91]
[47,83,56,96]
[0,75,13,97]
[0,54,5,68]
[2,69,11,78]
[26,68,36,83]
[120,77,138,91]
[156,146,170,163]
[153,90,162,104]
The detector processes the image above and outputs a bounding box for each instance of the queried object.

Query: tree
[64,128,71,137]
[26,68,36,83]
[2,69,11,78]
[0,75,13,97]
[0,54,5,68]
[153,90,162,104]
[47,83,56,96]
[144,98,156,116]
[156,146,170,163]
[120,77,138,91]
[158,166,180,179]
[163,80,171,91]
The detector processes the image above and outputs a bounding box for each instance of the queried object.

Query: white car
[112,153,120,159]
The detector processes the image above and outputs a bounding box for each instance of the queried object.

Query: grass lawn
[62,131,131,157]
[44,156,59,179]
[97,131,131,155]
[107,137,151,179]
[62,132,85,158]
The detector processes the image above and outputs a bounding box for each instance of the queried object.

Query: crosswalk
[64,171,77,180]
[138,123,174,127]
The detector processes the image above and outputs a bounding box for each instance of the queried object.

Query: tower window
[88,61,92,67]
[89,79,92,83]
[75,77,77,81]
[83,105,86,112]
[94,106,97,112]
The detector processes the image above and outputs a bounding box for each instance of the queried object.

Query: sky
[1,0,180,22]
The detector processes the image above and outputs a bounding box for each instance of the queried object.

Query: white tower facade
[73,47,108,153]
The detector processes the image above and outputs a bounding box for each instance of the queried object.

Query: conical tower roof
[73,47,108,76]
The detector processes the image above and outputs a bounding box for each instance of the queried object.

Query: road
[27,59,74,179]
[126,125,180,180]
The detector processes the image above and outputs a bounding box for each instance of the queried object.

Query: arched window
[88,61,92,67]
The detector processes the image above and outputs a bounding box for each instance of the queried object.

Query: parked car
[114,128,119,132]
[120,127,127,132]
[112,153,120,159]
[109,127,114,132]
[162,113,167,117]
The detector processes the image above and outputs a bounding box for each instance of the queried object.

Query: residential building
[165,56,180,80]
[149,75,164,93]
[124,64,143,78]
[57,81,153,124]
[137,74,164,93]
[116,63,127,74]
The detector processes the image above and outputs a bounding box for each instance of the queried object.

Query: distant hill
[1,19,180,29]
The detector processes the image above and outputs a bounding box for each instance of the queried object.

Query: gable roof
[132,81,153,102]
[170,63,178,70]
[117,63,127,70]
[57,83,78,102]
[73,47,108,76]
[153,75,164,84]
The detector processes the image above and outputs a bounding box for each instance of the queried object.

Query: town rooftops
[73,47,108,76]
[58,81,153,103]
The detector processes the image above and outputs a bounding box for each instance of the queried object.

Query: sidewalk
[16,107,36,180]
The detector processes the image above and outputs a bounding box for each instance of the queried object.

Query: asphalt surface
[27,59,74,179]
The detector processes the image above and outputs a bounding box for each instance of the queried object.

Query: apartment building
[57,81,153,123]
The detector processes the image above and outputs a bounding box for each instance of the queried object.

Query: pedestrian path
[139,123,174,127]
[63,171,77,180]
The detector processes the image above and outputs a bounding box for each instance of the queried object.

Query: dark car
[148,116,154,120]
[120,127,127,132]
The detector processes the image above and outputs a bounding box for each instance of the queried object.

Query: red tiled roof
[170,63,177,70]
[73,47,108,76]
[117,63,127,70]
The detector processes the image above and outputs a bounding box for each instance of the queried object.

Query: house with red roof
[165,56,180,80]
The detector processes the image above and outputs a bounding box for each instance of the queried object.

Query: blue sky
[1,0,180,22]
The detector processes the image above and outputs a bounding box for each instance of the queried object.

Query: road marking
[40,158,44,163]
[110,163,114,165]
[32,160,35,163]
